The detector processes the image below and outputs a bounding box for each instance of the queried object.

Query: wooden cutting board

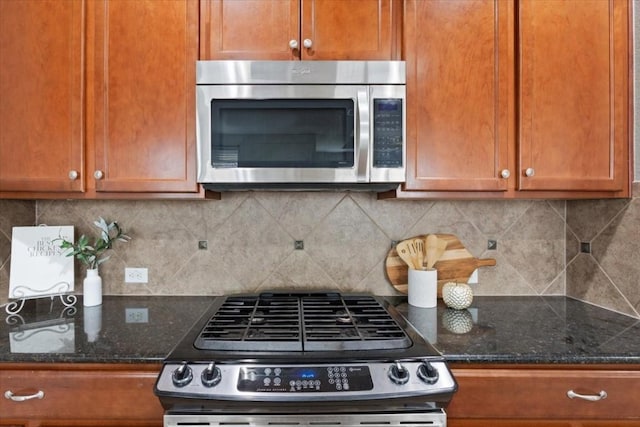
[385,234,496,295]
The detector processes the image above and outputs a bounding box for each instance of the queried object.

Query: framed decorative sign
[9,225,75,300]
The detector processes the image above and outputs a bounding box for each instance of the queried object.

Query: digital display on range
[299,370,316,379]
[237,366,373,393]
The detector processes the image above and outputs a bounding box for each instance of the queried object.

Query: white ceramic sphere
[442,282,473,310]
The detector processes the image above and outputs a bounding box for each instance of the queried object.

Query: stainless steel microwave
[195,60,406,191]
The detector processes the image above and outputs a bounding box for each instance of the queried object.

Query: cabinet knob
[303,38,313,49]
[524,167,535,177]
[4,390,45,402]
[68,170,79,180]
[289,39,299,50]
[500,169,511,179]
[94,170,104,180]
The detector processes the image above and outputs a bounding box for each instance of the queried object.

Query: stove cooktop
[194,292,411,352]
[164,292,442,362]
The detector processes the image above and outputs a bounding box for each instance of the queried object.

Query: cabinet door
[448,367,640,420]
[91,0,199,193]
[403,0,512,192]
[201,0,300,60]
[1,364,163,425]
[300,0,399,60]
[518,0,629,192]
[0,1,84,193]
[201,0,398,61]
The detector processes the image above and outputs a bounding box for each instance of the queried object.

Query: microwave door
[197,85,367,185]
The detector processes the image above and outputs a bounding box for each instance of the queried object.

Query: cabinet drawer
[1,364,164,422]
[448,368,640,420]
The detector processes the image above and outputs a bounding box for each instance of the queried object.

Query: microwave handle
[356,89,370,183]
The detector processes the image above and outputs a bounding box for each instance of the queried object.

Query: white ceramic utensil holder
[408,268,438,308]
[83,269,102,307]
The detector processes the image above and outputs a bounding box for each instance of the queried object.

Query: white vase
[83,268,102,307]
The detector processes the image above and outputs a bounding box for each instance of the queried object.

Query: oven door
[165,412,446,427]
[196,85,369,186]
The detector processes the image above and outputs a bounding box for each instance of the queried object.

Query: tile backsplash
[1,186,638,319]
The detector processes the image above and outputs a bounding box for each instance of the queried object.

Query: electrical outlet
[125,267,148,283]
[125,308,148,323]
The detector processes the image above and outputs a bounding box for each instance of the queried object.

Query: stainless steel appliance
[155,292,457,427]
[196,61,406,191]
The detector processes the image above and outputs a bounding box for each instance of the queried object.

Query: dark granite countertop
[393,296,640,365]
[0,295,213,364]
[1,295,639,365]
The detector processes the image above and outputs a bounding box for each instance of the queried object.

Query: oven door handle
[355,89,370,183]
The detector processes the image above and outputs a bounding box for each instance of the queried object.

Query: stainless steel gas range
[155,292,457,427]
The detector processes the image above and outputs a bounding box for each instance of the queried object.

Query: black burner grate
[194,293,411,351]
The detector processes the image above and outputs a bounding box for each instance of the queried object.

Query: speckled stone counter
[1,295,639,365]
[393,296,640,364]
[0,295,213,363]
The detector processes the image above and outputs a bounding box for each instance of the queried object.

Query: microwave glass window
[211,99,355,168]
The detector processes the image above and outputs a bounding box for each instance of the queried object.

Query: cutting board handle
[477,258,497,267]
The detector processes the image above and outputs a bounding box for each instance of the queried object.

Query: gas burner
[194,292,412,352]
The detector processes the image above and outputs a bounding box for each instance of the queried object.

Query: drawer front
[1,366,164,421]
[448,368,640,420]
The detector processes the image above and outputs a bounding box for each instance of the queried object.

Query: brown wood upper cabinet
[400,0,630,199]
[0,0,202,199]
[90,0,199,195]
[201,0,401,60]
[0,1,85,194]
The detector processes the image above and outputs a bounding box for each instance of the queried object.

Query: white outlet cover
[125,267,148,283]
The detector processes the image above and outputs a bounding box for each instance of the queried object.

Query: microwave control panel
[372,99,403,168]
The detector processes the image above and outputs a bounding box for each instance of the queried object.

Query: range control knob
[417,361,439,384]
[388,362,410,385]
[201,362,222,388]
[172,363,193,387]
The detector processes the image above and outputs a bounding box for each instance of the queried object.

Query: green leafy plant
[57,217,131,270]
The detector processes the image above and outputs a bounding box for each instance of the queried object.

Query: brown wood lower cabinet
[0,363,163,427]
[3,363,639,426]
[447,365,640,427]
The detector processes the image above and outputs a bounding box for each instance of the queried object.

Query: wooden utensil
[411,238,425,269]
[431,236,448,268]
[395,239,417,269]
[424,234,440,269]
[385,234,496,295]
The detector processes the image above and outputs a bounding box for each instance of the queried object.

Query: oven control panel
[155,361,457,401]
[237,365,373,393]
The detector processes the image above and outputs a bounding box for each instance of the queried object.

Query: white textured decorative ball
[441,308,474,334]
[442,282,473,310]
